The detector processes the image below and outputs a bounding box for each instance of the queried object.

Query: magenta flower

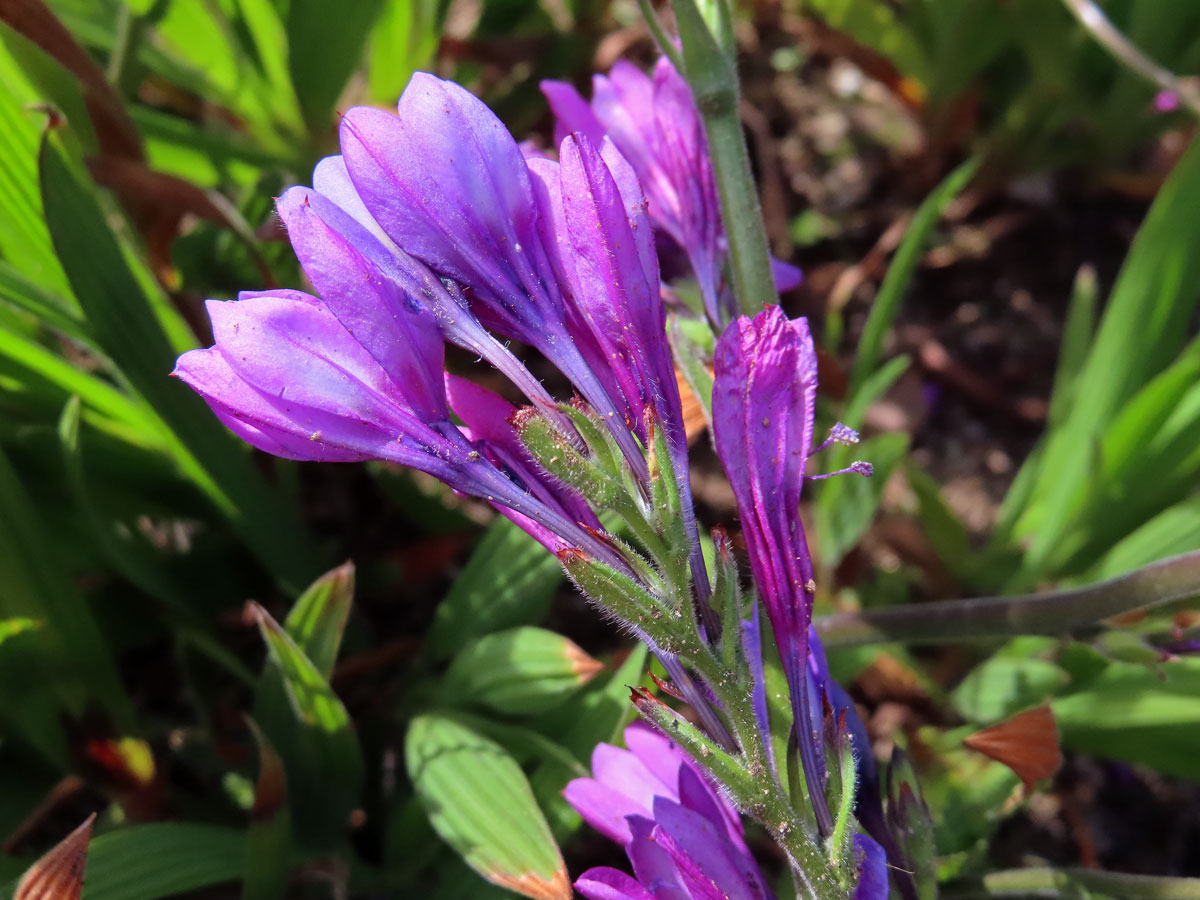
[176,71,700,555]
[568,722,889,900]
[711,306,826,818]
[542,58,801,324]
[566,722,774,900]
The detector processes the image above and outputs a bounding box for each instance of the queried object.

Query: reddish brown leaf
[675,367,709,445]
[245,717,287,821]
[0,0,142,161]
[14,814,94,900]
[964,704,1062,794]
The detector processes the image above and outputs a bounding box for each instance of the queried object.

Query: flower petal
[276,186,447,422]
[575,868,655,900]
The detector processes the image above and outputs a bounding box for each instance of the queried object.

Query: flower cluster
[567,723,888,900]
[174,61,914,900]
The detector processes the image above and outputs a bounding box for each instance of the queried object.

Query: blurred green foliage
[0,0,1199,897]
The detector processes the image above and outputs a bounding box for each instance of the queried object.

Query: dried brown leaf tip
[15,814,95,900]
[964,704,1062,794]
[488,868,572,900]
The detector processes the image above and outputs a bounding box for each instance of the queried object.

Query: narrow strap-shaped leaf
[81,823,244,900]
[250,598,362,850]
[815,549,1200,646]
[848,157,979,397]
[38,127,319,592]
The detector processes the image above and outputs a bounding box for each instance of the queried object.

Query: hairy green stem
[667,0,776,320]
[677,634,845,900]
[814,550,1200,647]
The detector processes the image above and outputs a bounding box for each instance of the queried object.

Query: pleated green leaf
[406,713,569,900]
[443,628,602,715]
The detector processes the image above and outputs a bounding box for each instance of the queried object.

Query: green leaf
[0,42,72,298]
[81,824,244,900]
[540,640,647,755]
[0,442,130,741]
[250,599,362,850]
[242,719,291,900]
[286,0,385,130]
[1090,494,1200,579]
[1047,264,1098,427]
[951,657,1069,723]
[280,560,355,680]
[405,713,569,900]
[367,0,444,104]
[0,617,40,647]
[1053,657,1200,778]
[38,127,319,592]
[803,0,927,81]
[443,627,602,715]
[907,465,971,578]
[427,518,564,660]
[849,157,979,397]
[0,259,83,341]
[1011,134,1200,575]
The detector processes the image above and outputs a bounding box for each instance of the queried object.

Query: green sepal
[825,728,859,887]
[886,746,938,900]
[713,529,743,674]
[559,400,622,479]
[557,549,668,643]
[629,688,762,809]
[515,408,622,506]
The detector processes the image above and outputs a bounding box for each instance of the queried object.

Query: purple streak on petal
[618,722,686,798]
[852,834,889,900]
[626,816,690,900]
[576,868,657,900]
[649,58,722,320]
[556,133,712,602]
[676,764,748,856]
[311,155,400,254]
[771,256,804,293]
[176,295,613,561]
[712,306,833,834]
[740,604,776,777]
[564,777,650,847]
[653,800,773,900]
[444,374,607,557]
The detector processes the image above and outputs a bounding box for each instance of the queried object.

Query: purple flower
[335,73,652,476]
[566,722,774,900]
[172,181,621,566]
[710,306,830,832]
[542,58,801,324]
